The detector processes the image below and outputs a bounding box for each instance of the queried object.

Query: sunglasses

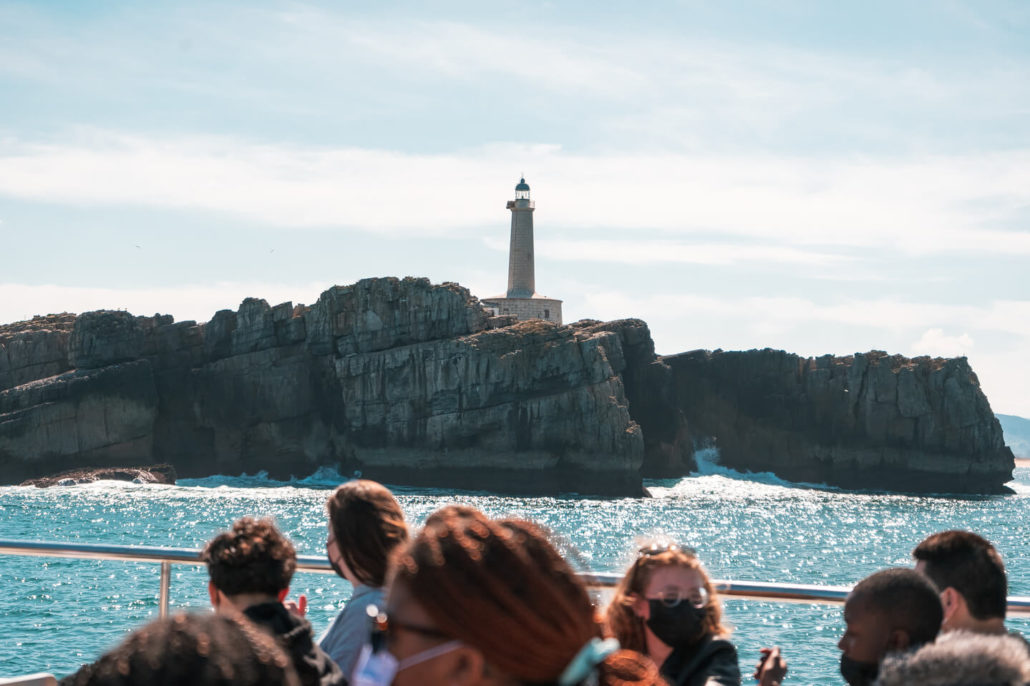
[637,542,697,558]
[366,604,452,653]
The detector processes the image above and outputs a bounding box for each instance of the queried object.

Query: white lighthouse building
[481,178,563,324]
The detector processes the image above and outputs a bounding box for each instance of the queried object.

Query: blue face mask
[351,640,464,686]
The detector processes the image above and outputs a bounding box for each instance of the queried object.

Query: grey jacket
[875,630,1030,686]
[319,584,383,679]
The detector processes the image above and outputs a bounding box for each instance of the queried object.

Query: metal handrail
[2,539,1029,618]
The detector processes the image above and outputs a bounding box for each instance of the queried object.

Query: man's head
[201,517,297,612]
[838,568,943,686]
[62,613,300,686]
[913,530,1008,633]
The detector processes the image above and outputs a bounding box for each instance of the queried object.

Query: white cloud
[911,328,975,357]
[1,132,1029,257]
[528,239,851,266]
[0,281,330,326]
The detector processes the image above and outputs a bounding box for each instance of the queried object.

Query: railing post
[158,561,171,619]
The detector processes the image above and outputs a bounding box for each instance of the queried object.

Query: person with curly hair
[202,516,345,686]
[351,505,663,686]
[60,612,301,686]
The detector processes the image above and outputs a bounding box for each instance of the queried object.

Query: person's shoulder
[349,584,383,604]
[707,635,738,655]
[1007,629,1030,653]
[700,636,741,683]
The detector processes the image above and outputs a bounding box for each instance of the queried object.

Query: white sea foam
[645,447,835,499]
[178,466,352,490]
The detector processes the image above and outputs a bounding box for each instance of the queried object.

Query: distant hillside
[998,414,1030,458]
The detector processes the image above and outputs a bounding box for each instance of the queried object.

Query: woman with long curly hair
[605,543,779,686]
[351,505,663,686]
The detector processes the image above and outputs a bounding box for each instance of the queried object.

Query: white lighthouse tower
[482,178,563,324]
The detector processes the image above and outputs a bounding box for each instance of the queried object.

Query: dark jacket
[660,635,741,686]
[244,602,348,686]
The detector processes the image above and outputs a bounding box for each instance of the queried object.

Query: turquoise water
[1,457,1028,683]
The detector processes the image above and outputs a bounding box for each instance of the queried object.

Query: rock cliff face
[0,278,644,495]
[0,278,1015,494]
[647,349,1014,493]
[20,464,176,488]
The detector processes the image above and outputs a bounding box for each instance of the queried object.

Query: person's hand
[283,594,308,618]
[753,646,787,685]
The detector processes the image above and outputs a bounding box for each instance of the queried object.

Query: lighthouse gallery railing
[2,539,1029,619]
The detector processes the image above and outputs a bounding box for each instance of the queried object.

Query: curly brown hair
[201,517,297,596]
[389,505,664,686]
[604,546,729,654]
[60,613,300,686]
[326,479,408,587]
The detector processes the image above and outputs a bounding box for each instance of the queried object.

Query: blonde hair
[604,546,729,653]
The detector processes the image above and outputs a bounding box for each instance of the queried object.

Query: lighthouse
[481,178,563,324]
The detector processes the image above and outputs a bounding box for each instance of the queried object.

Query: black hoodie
[243,602,348,686]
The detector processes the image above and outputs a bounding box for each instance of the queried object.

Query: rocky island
[0,278,1015,495]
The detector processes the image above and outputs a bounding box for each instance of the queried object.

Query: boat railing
[3,539,1029,619]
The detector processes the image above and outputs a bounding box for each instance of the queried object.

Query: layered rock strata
[0,279,643,495]
[650,349,1014,493]
[0,278,1015,494]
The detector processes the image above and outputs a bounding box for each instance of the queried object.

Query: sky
[1,1,1029,417]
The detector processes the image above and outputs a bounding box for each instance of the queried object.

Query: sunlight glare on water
[1,463,1028,684]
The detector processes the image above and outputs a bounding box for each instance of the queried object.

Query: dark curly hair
[202,517,297,596]
[60,613,300,686]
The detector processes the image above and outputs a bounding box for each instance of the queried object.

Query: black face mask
[326,537,349,580]
[645,600,708,647]
[839,654,879,686]
[328,553,348,580]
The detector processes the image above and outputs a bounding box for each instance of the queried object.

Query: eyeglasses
[366,604,452,653]
[647,584,709,609]
[637,542,697,558]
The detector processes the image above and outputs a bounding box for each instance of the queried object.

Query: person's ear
[445,645,486,686]
[886,628,911,653]
[940,587,959,619]
[277,588,290,603]
[208,580,220,609]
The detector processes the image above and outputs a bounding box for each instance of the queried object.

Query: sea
[1,452,1028,684]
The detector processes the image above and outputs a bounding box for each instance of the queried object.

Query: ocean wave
[177,465,354,490]
[692,447,829,487]
[644,448,1029,500]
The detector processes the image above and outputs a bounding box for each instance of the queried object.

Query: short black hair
[60,613,300,686]
[913,530,1007,620]
[202,517,297,596]
[849,568,943,648]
